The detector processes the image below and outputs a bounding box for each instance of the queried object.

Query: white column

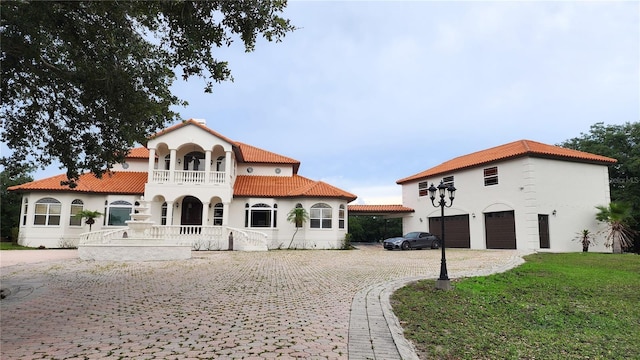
[170,149,177,182]
[147,148,156,182]
[225,150,232,184]
[166,201,174,225]
[204,150,212,183]
[222,202,230,226]
[202,202,210,225]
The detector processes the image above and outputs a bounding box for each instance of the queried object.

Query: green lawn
[391,253,640,360]
[0,242,36,250]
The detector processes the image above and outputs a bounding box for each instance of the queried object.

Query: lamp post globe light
[428,180,456,290]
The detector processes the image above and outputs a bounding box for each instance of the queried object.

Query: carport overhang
[347,205,415,219]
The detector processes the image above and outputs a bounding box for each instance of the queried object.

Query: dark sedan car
[383,232,440,250]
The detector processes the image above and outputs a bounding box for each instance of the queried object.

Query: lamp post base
[435,279,452,290]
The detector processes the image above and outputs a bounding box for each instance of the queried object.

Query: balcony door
[181,196,203,225]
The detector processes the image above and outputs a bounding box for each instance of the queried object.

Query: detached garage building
[396,140,616,252]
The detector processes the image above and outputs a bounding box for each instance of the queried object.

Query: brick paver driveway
[1,245,523,359]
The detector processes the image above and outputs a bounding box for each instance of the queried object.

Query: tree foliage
[1,1,294,187]
[0,169,33,241]
[595,202,636,253]
[286,206,309,249]
[559,122,640,252]
[348,216,403,243]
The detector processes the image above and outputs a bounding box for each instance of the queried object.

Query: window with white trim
[247,203,277,228]
[310,203,332,229]
[442,175,454,188]
[105,200,133,226]
[69,199,84,226]
[34,197,61,226]
[339,204,345,229]
[213,203,223,225]
[418,181,429,197]
[484,167,499,186]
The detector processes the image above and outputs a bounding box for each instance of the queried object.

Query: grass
[0,242,36,250]
[391,253,640,360]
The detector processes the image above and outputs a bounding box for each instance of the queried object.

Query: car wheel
[401,241,410,250]
[431,241,440,249]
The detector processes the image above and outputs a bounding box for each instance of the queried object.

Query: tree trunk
[613,238,623,254]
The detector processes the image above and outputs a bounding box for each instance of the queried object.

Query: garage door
[485,211,516,249]
[429,215,470,248]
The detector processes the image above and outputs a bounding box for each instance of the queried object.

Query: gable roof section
[348,205,414,214]
[8,172,147,194]
[234,175,357,202]
[150,119,237,145]
[397,139,617,184]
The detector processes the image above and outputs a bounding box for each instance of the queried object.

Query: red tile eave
[234,175,357,202]
[8,172,147,195]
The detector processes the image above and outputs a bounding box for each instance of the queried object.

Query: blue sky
[21,1,640,204]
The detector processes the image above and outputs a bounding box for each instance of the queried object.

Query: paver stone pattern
[1,245,520,359]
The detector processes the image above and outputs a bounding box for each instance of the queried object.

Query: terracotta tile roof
[8,172,147,194]
[397,139,617,184]
[348,205,415,213]
[126,147,150,159]
[234,175,357,202]
[235,142,301,171]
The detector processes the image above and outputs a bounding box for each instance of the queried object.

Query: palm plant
[286,206,309,249]
[75,210,103,231]
[595,202,635,254]
[573,229,595,252]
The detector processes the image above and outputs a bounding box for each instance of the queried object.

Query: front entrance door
[181,196,203,225]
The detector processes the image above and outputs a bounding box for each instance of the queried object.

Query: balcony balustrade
[151,170,226,185]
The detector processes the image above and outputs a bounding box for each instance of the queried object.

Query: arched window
[105,200,133,226]
[69,199,84,226]
[34,197,62,226]
[213,203,224,225]
[248,203,276,228]
[310,203,332,229]
[161,202,168,225]
[339,204,345,229]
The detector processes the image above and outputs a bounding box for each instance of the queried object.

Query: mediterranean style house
[396,140,617,252]
[9,119,356,250]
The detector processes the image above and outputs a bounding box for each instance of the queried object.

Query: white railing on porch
[151,170,226,185]
[79,225,268,251]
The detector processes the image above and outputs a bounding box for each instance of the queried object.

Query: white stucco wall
[17,192,137,248]
[401,156,612,252]
[228,198,349,249]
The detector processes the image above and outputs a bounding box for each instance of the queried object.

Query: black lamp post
[428,180,456,290]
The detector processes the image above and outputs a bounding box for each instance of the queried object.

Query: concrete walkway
[1,245,526,359]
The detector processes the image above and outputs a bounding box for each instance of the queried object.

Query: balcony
[151,170,226,185]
